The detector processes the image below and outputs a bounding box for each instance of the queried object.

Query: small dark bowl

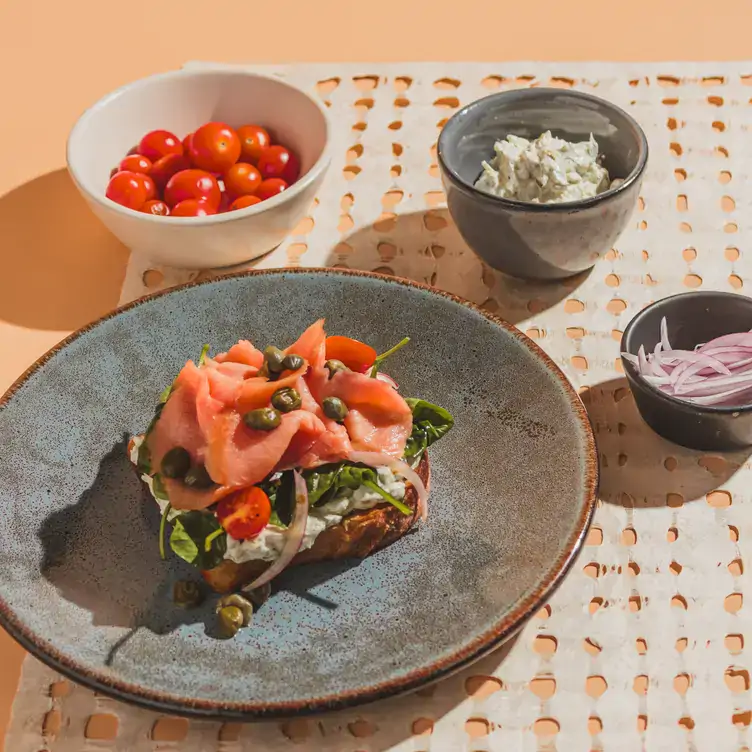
[621,291,752,452]
[438,88,648,281]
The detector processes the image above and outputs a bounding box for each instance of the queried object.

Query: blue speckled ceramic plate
[0,269,596,719]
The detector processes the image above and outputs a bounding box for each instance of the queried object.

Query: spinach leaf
[169,511,227,570]
[305,463,345,505]
[403,398,454,461]
[259,473,292,528]
[302,463,411,515]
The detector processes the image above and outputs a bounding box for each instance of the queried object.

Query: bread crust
[201,453,430,593]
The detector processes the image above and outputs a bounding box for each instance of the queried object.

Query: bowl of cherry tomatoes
[66,68,331,269]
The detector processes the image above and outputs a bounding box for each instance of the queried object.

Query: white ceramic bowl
[67,69,331,269]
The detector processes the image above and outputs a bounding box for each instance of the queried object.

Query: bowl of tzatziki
[437,88,648,281]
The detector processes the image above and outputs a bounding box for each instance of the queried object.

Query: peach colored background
[0,0,749,745]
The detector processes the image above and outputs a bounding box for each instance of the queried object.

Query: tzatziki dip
[474,131,620,204]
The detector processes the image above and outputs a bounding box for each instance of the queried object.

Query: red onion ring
[347,451,428,522]
[241,470,309,593]
[623,318,752,406]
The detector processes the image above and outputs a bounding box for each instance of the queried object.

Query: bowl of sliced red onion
[621,291,752,451]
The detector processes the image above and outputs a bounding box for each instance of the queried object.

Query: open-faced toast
[201,453,429,593]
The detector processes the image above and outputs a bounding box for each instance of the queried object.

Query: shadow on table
[582,377,749,507]
[274,631,522,750]
[331,208,591,326]
[0,168,129,331]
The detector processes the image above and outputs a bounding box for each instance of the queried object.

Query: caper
[184,463,214,489]
[271,387,302,413]
[217,605,244,639]
[244,582,272,609]
[243,407,282,431]
[161,447,191,480]
[264,345,286,374]
[281,353,304,371]
[216,593,253,626]
[173,580,204,609]
[322,396,349,422]
[325,359,348,379]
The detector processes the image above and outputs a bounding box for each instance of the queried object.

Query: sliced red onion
[673,356,733,392]
[686,384,752,405]
[376,372,399,389]
[660,316,672,351]
[651,342,669,377]
[623,320,752,407]
[241,470,309,593]
[347,451,428,522]
[697,332,752,350]
[675,370,752,397]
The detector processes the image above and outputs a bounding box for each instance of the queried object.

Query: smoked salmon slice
[205,409,327,487]
[144,319,413,506]
[214,340,264,368]
[326,371,412,457]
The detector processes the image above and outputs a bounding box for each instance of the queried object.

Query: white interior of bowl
[67,70,329,199]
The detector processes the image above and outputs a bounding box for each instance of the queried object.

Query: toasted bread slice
[202,453,430,593]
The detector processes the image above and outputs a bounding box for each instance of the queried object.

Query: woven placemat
[7,61,752,752]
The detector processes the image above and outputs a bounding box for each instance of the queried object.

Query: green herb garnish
[371,337,410,378]
[159,503,171,561]
[198,344,210,366]
[361,478,411,514]
[204,527,225,553]
[169,511,227,570]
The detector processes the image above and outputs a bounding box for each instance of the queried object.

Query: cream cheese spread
[474,131,618,204]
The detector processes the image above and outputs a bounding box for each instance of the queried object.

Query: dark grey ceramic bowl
[0,269,596,719]
[438,88,648,281]
[622,291,752,452]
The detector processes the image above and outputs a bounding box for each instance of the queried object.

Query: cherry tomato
[224,162,262,197]
[217,487,271,540]
[230,194,262,211]
[257,145,300,183]
[171,199,217,217]
[135,173,157,202]
[105,171,151,210]
[164,169,221,209]
[236,124,270,163]
[325,336,378,373]
[255,178,288,201]
[182,132,193,153]
[140,200,170,216]
[138,130,183,162]
[189,122,241,173]
[150,153,191,191]
[119,154,152,175]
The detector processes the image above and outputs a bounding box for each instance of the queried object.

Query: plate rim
[0,267,598,719]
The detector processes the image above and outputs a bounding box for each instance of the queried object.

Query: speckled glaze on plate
[0,269,596,719]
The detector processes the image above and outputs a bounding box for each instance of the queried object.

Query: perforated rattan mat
[7,61,752,752]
